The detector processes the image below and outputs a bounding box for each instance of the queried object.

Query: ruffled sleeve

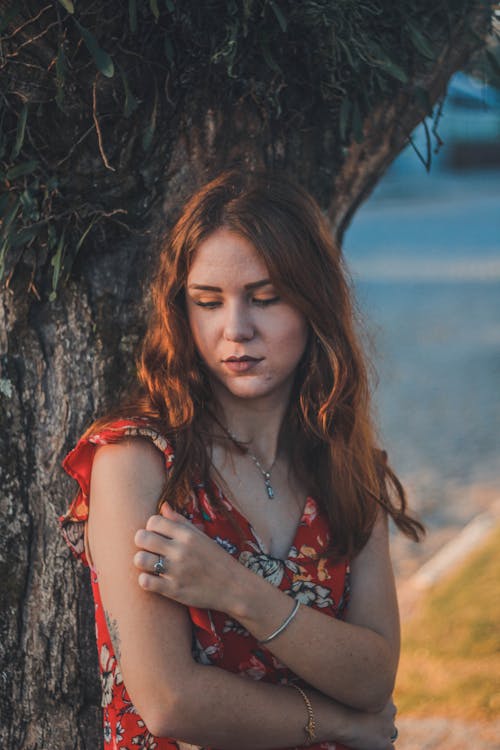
[59,417,175,566]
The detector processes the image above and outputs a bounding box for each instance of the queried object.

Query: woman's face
[185,227,309,404]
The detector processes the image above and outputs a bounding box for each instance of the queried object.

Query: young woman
[60,170,423,750]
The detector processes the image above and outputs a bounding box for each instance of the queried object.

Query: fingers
[138,570,177,598]
[134,548,169,575]
[145,513,179,535]
[159,502,189,522]
[135,527,170,553]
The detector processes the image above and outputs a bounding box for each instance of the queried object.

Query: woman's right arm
[88,439,395,750]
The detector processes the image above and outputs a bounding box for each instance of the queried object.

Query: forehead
[188,228,269,283]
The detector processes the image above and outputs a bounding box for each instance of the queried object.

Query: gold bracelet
[290,683,316,746]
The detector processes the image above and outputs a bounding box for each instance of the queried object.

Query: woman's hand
[342,697,398,750]
[134,503,241,612]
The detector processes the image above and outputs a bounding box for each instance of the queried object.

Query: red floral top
[60,418,351,750]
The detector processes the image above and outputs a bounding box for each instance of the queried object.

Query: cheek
[275,312,309,357]
[187,307,218,358]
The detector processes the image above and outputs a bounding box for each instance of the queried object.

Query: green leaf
[165,0,175,11]
[50,225,66,295]
[260,40,281,74]
[74,20,114,78]
[48,223,58,250]
[6,160,38,180]
[339,97,351,142]
[119,68,140,118]
[380,58,408,83]
[73,218,97,260]
[20,188,39,221]
[142,87,158,151]
[408,118,432,172]
[337,38,355,69]
[57,0,75,13]
[269,1,287,32]
[0,235,11,281]
[11,226,39,249]
[407,23,435,60]
[11,103,28,160]
[164,34,174,63]
[129,0,137,33]
[0,197,21,242]
[150,0,160,20]
[367,42,409,83]
[0,192,10,217]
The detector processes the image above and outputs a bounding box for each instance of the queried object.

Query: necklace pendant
[265,481,275,499]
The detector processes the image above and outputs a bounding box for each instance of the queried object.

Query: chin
[219,378,276,400]
[226,386,272,400]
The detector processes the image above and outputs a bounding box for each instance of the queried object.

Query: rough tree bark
[0,3,492,748]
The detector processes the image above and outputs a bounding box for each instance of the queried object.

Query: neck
[209,384,292,464]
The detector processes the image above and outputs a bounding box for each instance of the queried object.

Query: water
[343,168,500,562]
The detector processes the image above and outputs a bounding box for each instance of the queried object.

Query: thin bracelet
[290,683,317,746]
[258,599,300,645]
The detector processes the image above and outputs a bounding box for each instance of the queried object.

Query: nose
[223,300,255,342]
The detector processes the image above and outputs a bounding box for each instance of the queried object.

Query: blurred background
[345,70,500,576]
[344,69,500,746]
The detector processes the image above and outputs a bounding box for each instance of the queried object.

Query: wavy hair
[86,170,424,559]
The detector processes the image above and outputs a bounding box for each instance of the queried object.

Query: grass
[395,524,500,720]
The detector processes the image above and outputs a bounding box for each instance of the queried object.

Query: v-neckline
[208,476,315,562]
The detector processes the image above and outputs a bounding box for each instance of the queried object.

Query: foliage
[396,524,500,719]
[0,0,492,299]
[467,8,500,87]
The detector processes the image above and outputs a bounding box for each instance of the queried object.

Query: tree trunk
[0,3,492,747]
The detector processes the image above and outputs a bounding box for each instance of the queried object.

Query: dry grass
[396,524,500,720]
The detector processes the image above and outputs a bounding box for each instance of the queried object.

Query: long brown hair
[85,169,424,559]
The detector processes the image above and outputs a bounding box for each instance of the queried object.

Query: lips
[221,355,263,373]
[222,355,262,362]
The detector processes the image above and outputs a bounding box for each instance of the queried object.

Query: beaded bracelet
[258,599,300,645]
[290,683,317,746]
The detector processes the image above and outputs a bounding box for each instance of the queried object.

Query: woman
[60,170,424,750]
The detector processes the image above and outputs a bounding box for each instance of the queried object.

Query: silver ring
[153,556,167,576]
[390,726,398,742]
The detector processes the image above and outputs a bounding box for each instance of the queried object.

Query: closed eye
[253,296,280,306]
[194,296,281,309]
[194,300,221,308]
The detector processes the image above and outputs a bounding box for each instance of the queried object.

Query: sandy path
[396,717,500,750]
[392,499,500,749]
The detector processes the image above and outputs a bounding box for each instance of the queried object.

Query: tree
[0,2,493,747]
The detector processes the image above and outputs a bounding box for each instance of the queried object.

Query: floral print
[238,550,286,585]
[60,417,351,750]
[286,580,335,608]
[100,643,124,707]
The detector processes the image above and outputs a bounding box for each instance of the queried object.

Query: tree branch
[329,3,493,244]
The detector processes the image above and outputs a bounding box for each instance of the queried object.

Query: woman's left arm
[135,506,399,713]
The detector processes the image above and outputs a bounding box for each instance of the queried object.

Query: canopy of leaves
[0,0,492,299]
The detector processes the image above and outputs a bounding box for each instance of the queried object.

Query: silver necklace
[226,429,277,500]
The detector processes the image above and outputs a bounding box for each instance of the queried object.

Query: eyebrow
[188,279,273,292]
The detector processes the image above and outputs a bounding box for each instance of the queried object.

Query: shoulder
[60,418,174,564]
[91,437,167,515]
[92,435,166,475]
